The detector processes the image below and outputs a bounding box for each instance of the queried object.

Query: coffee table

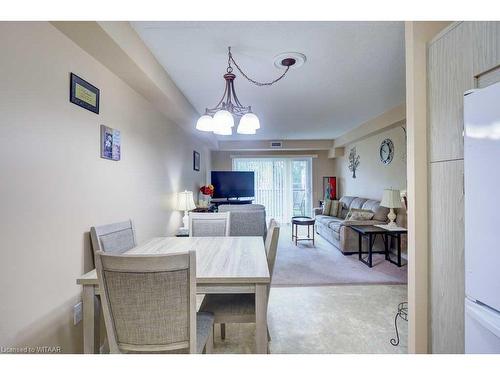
[292,216,315,246]
[350,225,407,268]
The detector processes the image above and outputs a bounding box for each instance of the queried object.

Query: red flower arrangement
[200,184,214,196]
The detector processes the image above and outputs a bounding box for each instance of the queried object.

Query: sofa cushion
[361,199,380,213]
[329,200,340,217]
[339,196,356,219]
[350,197,368,210]
[373,206,390,222]
[322,199,332,215]
[328,221,342,233]
[315,215,340,227]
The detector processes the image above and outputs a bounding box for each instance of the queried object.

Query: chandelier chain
[228,47,290,87]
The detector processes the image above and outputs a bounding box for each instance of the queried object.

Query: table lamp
[380,189,402,227]
[176,190,196,230]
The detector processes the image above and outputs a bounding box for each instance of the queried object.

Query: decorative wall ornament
[348,147,360,178]
[379,138,395,165]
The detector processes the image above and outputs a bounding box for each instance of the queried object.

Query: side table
[291,216,315,246]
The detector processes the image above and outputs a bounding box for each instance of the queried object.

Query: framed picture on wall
[69,73,100,114]
[193,151,200,171]
[323,176,337,200]
[100,125,121,161]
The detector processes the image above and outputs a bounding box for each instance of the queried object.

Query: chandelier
[196,47,297,135]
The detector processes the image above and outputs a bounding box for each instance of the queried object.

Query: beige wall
[211,150,335,206]
[334,126,407,201]
[0,22,210,353]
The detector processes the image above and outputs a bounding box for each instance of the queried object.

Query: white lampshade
[380,189,402,209]
[213,109,234,129]
[176,190,196,211]
[239,112,260,130]
[195,115,214,132]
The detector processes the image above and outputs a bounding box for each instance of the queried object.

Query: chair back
[189,212,230,237]
[90,220,136,255]
[218,205,266,237]
[95,250,197,353]
[264,219,280,278]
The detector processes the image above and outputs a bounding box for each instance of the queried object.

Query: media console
[210,197,255,208]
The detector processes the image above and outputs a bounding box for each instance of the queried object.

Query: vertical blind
[233,157,312,223]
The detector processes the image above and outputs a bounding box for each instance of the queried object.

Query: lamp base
[180,211,189,230]
[387,208,397,227]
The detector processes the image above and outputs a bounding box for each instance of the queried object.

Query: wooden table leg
[358,233,362,261]
[255,284,268,354]
[397,233,402,267]
[83,285,100,354]
[368,233,373,268]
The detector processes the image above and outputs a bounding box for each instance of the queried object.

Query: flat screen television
[211,171,255,199]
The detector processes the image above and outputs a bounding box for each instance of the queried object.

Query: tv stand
[211,197,254,208]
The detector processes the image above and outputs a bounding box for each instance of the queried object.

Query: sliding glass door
[233,157,312,223]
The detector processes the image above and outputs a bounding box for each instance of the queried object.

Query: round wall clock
[379,138,394,165]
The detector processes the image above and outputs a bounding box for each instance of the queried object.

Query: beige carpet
[202,284,408,354]
[272,225,407,286]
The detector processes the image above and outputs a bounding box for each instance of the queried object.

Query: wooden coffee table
[292,216,315,246]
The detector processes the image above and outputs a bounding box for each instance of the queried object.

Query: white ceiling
[131,21,405,140]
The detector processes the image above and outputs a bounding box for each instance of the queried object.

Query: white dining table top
[77,236,270,285]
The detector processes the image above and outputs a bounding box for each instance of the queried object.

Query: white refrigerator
[464,80,500,353]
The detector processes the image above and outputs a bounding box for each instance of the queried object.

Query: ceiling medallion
[196,47,300,136]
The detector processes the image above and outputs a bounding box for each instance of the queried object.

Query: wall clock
[380,138,394,165]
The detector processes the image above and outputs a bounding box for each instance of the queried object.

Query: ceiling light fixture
[196,47,298,136]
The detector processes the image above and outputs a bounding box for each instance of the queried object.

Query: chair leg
[220,323,226,340]
[205,326,214,354]
[267,327,271,342]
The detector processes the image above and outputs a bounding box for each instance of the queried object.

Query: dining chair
[189,212,230,237]
[199,219,280,347]
[95,250,214,354]
[90,220,136,255]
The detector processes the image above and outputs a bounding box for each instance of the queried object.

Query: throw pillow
[346,208,374,221]
[322,199,332,215]
[329,200,340,217]
[350,211,375,221]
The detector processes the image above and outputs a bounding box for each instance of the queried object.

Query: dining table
[76,236,270,354]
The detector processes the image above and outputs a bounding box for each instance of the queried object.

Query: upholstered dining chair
[199,219,280,347]
[189,212,230,237]
[90,220,136,255]
[95,250,214,354]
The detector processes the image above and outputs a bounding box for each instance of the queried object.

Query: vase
[199,193,211,208]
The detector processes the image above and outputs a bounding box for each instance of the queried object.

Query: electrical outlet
[73,302,82,325]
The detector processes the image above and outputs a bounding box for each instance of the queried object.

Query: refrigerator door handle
[466,299,500,339]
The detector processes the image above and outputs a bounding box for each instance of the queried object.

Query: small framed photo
[70,73,100,114]
[100,125,121,161]
[193,151,200,171]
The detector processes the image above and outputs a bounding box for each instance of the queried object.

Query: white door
[464,81,500,312]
